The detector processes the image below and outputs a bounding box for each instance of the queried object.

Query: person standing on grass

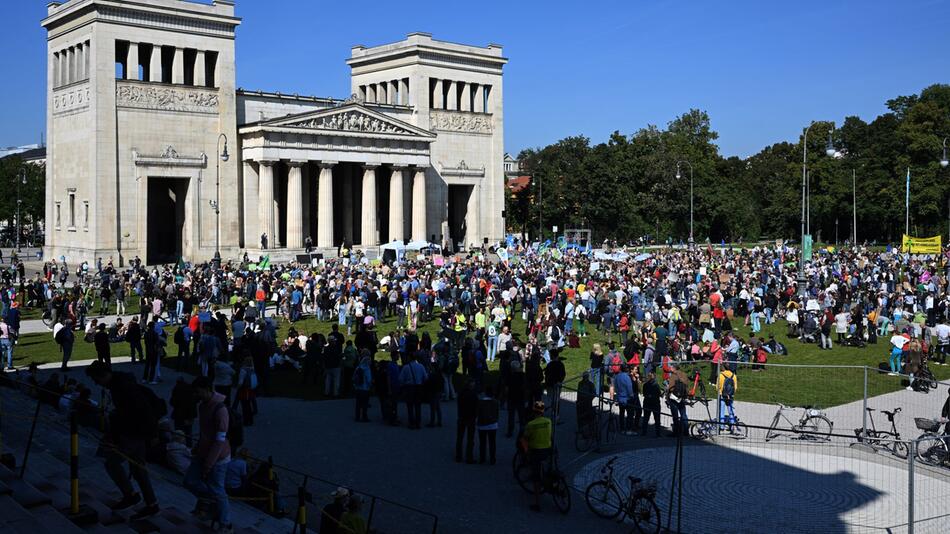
[127,315,143,363]
[0,315,13,370]
[185,377,233,534]
[352,352,373,422]
[400,352,428,429]
[94,322,111,368]
[85,361,160,520]
[612,364,635,435]
[55,319,75,371]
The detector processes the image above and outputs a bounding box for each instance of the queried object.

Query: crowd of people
[2,238,950,524]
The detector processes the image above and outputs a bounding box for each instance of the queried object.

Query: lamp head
[220,142,230,162]
[675,163,681,180]
[941,158,949,168]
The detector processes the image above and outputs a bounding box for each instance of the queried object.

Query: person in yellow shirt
[524,400,552,511]
[717,367,738,432]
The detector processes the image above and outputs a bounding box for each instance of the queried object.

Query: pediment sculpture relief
[284,111,411,135]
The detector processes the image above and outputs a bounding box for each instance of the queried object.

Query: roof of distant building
[507,175,531,194]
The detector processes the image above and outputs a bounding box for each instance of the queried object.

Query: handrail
[241,450,440,528]
[0,371,440,532]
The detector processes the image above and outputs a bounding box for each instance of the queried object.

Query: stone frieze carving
[53,83,90,115]
[116,82,219,114]
[284,110,412,135]
[429,110,492,134]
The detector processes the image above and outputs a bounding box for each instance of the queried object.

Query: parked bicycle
[853,407,907,459]
[513,447,571,514]
[584,456,661,534]
[690,416,748,440]
[765,403,833,442]
[914,417,949,467]
[575,400,620,452]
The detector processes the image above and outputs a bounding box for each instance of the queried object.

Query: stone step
[29,503,89,534]
[0,464,53,509]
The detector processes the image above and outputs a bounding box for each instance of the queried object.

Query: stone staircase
[0,385,295,533]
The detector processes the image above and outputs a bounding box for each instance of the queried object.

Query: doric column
[473,84,484,112]
[316,161,336,248]
[399,78,409,105]
[466,184,481,249]
[172,47,184,84]
[366,84,376,103]
[342,171,353,244]
[460,82,471,111]
[149,44,162,82]
[446,80,457,110]
[433,79,443,109]
[243,161,260,250]
[67,47,75,84]
[127,42,139,80]
[412,167,427,242]
[389,167,405,242]
[302,165,311,242]
[286,161,305,248]
[377,83,387,105]
[361,165,378,246]
[194,50,206,87]
[258,160,276,249]
[389,80,398,105]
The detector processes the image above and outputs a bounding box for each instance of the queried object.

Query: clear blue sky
[2,0,949,157]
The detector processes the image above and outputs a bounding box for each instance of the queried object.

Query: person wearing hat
[320,487,349,534]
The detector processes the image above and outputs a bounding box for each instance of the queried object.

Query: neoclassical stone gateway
[43,0,507,265]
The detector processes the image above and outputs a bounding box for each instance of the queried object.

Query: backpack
[445,352,460,373]
[671,379,687,400]
[550,326,561,342]
[722,374,736,400]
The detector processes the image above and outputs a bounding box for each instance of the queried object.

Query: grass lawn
[13,308,950,407]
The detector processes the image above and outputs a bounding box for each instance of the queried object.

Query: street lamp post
[675,160,694,246]
[941,137,948,168]
[798,121,835,298]
[16,169,26,252]
[211,133,229,265]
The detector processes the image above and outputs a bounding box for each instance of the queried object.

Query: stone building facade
[42,0,507,265]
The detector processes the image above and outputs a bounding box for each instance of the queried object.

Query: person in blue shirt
[612,365,637,435]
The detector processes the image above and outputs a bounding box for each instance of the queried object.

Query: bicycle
[575,400,620,452]
[914,417,949,467]
[690,415,748,440]
[853,407,907,459]
[765,403,833,442]
[584,456,661,534]
[513,447,571,514]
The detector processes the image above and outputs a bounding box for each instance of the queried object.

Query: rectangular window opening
[183,48,197,86]
[204,50,218,87]
[115,40,129,80]
[161,46,174,84]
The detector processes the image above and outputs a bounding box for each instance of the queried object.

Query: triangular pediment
[262,103,435,139]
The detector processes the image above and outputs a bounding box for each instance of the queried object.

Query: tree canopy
[507,84,950,245]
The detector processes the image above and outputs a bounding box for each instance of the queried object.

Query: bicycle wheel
[551,474,572,514]
[800,415,833,441]
[730,421,748,440]
[688,421,705,440]
[629,495,661,534]
[891,440,908,459]
[916,436,949,466]
[584,480,622,519]
[513,450,532,492]
[575,424,596,453]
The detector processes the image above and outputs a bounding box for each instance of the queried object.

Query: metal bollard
[70,412,79,514]
[266,456,275,514]
[296,481,310,532]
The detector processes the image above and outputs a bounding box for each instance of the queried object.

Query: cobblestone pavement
[572,440,950,534]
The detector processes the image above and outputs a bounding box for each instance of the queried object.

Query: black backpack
[722,374,736,400]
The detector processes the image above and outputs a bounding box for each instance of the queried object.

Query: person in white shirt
[934,322,950,364]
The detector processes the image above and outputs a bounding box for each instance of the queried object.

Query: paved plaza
[573,441,950,534]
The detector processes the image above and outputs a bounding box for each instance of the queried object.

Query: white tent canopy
[406,240,437,251]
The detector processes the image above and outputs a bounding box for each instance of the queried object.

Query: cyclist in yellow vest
[524,400,552,511]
